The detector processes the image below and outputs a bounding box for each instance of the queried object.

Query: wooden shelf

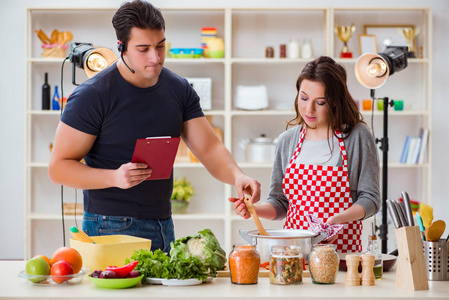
[24,6,432,259]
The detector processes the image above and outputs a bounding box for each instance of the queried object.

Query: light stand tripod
[371,89,395,253]
[355,46,408,253]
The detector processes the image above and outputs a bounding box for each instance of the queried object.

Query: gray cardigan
[266,123,381,221]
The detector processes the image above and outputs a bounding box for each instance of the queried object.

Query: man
[48,0,260,252]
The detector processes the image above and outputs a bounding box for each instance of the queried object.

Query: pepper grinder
[345,254,361,286]
[361,254,375,286]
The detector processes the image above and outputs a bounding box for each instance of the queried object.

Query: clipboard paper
[131,137,181,180]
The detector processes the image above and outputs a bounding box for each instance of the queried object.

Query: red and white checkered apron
[282,126,362,253]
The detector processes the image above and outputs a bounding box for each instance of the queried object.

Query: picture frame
[364,24,415,53]
[358,34,377,55]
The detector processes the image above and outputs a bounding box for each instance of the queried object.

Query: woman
[230,56,380,252]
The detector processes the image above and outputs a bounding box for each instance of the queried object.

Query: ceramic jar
[301,39,313,59]
[287,39,300,59]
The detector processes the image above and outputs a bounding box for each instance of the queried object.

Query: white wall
[1,0,448,259]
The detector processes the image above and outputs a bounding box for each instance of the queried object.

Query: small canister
[279,44,287,58]
[228,244,260,284]
[265,46,274,58]
[270,245,303,285]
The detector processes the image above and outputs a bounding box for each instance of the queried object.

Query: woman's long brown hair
[287,56,364,139]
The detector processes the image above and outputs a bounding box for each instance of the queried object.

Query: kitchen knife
[396,199,408,226]
[401,191,415,226]
[392,200,407,227]
[395,199,409,227]
[386,199,401,229]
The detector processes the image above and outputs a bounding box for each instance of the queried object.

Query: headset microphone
[117,42,135,74]
[120,52,135,74]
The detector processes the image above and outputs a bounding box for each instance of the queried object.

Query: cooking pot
[239,229,327,264]
[240,135,277,163]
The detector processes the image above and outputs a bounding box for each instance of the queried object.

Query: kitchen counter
[1,261,448,299]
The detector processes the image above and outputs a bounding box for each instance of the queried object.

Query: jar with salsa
[228,244,260,284]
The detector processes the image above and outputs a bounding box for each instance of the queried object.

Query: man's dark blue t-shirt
[61,63,204,219]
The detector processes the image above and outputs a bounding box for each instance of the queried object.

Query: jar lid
[233,243,256,250]
[271,245,302,257]
[312,244,336,252]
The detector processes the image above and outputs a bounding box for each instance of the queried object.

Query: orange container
[362,99,372,110]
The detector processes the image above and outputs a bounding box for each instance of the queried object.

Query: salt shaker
[361,254,375,286]
[345,254,361,286]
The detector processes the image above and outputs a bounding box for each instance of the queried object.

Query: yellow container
[70,235,151,271]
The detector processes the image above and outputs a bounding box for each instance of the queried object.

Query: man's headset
[117,41,135,74]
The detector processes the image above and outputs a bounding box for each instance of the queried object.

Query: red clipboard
[131,137,181,180]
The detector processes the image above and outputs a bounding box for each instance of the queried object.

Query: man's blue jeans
[82,211,175,253]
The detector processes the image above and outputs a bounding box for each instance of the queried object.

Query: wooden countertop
[1,261,448,299]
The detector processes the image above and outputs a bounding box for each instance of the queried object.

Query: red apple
[51,261,74,284]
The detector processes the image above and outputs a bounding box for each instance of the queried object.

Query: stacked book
[400,128,429,164]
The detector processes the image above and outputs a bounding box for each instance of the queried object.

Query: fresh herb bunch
[171,177,195,202]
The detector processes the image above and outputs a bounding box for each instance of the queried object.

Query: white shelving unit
[25,6,432,258]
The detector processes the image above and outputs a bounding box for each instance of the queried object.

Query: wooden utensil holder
[395,226,429,290]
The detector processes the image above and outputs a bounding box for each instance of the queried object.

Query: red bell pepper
[260,261,270,270]
[105,261,139,278]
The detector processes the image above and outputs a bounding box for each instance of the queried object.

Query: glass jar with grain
[228,244,260,284]
[270,245,303,285]
[309,244,339,284]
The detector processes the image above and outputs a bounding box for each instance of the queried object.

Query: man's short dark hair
[112,0,165,51]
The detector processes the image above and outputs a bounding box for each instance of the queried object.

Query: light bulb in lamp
[87,53,108,72]
[366,58,388,78]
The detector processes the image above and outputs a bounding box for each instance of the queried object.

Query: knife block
[395,226,429,290]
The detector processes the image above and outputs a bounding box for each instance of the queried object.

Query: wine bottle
[42,73,50,110]
[52,85,60,110]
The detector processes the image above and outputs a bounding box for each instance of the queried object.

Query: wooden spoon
[425,220,446,242]
[243,196,270,236]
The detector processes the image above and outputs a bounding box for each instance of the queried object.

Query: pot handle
[312,231,328,244]
[239,229,257,245]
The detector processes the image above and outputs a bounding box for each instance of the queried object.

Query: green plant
[171,177,195,203]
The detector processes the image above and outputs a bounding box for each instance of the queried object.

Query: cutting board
[216,266,310,278]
